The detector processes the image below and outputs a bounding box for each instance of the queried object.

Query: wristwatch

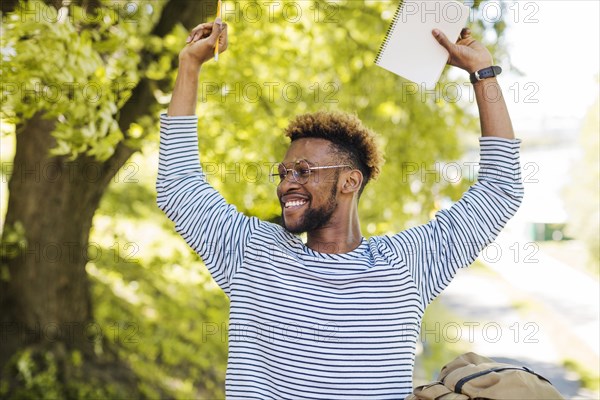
[469,66,502,84]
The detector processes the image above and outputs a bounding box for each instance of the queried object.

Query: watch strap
[470,66,502,84]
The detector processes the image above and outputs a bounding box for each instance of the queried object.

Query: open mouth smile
[284,199,307,209]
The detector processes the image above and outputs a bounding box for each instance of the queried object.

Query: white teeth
[285,200,307,208]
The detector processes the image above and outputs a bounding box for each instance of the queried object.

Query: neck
[306,208,362,254]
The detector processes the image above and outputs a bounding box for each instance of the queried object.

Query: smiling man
[157,19,523,399]
[277,111,383,252]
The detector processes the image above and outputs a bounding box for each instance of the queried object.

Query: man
[157,18,523,399]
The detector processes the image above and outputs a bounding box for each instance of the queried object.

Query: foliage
[90,160,230,398]
[1,0,510,397]
[563,359,600,391]
[1,348,125,399]
[0,221,26,281]
[0,0,167,160]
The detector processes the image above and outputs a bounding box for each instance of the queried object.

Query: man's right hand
[179,19,228,66]
[168,19,227,116]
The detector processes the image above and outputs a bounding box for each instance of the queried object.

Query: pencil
[214,0,222,61]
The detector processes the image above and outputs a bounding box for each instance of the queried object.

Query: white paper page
[375,1,471,89]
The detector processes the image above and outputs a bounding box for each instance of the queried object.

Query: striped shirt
[156,114,524,399]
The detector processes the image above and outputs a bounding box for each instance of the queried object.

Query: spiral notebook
[375,0,470,89]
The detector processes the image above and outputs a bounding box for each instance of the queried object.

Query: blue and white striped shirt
[156,114,524,399]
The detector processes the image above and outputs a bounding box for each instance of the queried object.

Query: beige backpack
[407,352,564,400]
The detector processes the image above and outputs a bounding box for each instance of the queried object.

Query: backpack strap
[453,366,553,393]
[412,382,468,400]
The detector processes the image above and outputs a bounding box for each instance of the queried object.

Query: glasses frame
[272,159,351,185]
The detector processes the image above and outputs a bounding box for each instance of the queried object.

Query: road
[434,224,599,398]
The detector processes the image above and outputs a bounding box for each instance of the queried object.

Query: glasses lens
[273,163,287,183]
[293,160,311,184]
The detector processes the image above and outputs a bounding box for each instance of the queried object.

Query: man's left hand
[432,28,493,74]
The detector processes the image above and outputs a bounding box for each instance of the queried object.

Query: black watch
[469,66,502,84]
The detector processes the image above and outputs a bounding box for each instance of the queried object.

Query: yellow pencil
[214,0,222,61]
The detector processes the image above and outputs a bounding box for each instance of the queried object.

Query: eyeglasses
[271,159,351,185]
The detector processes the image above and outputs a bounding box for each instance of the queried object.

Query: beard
[282,179,338,235]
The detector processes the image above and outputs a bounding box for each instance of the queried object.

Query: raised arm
[168,20,228,116]
[382,29,523,306]
[157,20,261,295]
[433,27,514,139]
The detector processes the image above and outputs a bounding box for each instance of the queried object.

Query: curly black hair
[284,111,384,196]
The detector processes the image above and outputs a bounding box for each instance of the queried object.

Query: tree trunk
[0,0,212,396]
[0,113,139,395]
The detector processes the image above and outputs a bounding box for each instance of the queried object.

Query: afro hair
[284,110,384,194]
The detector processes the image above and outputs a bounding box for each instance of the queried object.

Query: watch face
[470,66,501,84]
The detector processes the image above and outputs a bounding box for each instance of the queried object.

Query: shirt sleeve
[155,113,260,295]
[383,137,524,306]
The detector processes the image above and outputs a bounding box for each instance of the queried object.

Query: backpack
[406,352,564,400]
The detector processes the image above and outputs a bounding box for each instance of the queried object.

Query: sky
[501,0,599,135]
[436,1,600,225]
[500,0,600,223]
[483,1,599,224]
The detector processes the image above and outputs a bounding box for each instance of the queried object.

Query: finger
[432,29,455,53]
[207,18,223,45]
[186,22,213,43]
[191,26,213,43]
[458,27,471,42]
[192,30,204,42]
[187,23,206,43]
[218,23,228,52]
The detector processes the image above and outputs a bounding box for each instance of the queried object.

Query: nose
[277,172,302,196]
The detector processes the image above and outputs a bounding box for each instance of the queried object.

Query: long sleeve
[383,137,524,306]
[155,114,260,295]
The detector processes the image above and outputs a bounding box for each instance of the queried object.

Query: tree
[1,0,215,396]
[1,0,509,397]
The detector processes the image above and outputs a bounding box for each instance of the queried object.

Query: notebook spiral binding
[374,1,406,65]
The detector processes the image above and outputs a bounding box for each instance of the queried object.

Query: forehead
[283,137,334,163]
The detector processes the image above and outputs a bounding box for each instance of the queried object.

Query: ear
[340,169,363,195]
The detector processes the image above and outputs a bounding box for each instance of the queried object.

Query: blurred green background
[1,0,598,398]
